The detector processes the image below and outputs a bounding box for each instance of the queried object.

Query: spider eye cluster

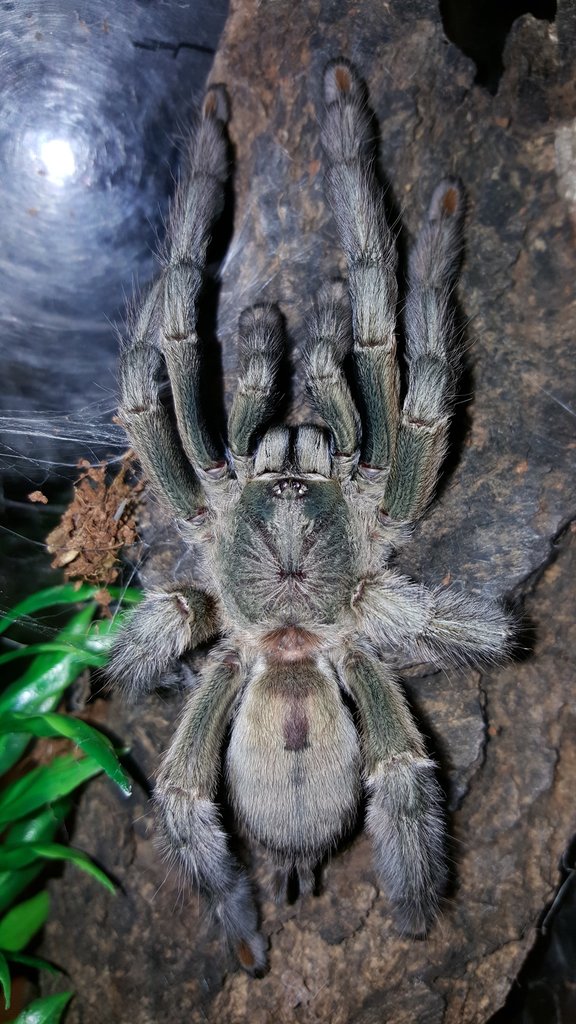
[271,478,309,499]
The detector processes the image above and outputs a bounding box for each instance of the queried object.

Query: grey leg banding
[159,85,230,472]
[228,303,285,461]
[119,282,206,519]
[107,586,219,698]
[305,280,361,461]
[155,658,268,975]
[343,649,446,933]
[383,179,465,523]
[351,568,517,667]
[321,59,400,469]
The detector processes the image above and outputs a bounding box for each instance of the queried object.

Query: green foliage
[13,991,73,1023]
[0,585,140,1018]
[0,803,72,916]
[0,596,136,776]
[0,584,140,637]
[0,894,50,954]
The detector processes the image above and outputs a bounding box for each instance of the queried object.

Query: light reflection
[38,137,76,184]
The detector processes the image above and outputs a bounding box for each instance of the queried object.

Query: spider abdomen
[227,660,361,861]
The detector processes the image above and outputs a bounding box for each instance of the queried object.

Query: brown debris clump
[27,490,49,504]
[46,454,144,587]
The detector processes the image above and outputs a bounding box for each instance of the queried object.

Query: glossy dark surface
[0,0,227,473]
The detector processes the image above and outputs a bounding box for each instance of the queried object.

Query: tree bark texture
[41,1,576,1021]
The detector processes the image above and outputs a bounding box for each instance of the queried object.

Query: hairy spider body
[110,60,516,974]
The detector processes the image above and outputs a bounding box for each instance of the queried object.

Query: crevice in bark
[439,0,557,93]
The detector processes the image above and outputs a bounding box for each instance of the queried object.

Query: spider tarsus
[323,56,362,104]
[239,302,280,327]
[238,303,284,359]
[236,935,268,977]
[202,83,229,123]
[316,277,349,310]
[429,176,465,223]
[393,899,440,939]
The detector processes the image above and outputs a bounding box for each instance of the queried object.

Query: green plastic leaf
[0,713,131,797]
[0,754,105,827]
[0,583,141,635]
[0,614,132,670]
[0,863,45,918]
[0,605,97,716]
[0,891,49,953]
[0,585,98,635]
[0,585,141,774]
[0,602,114,770]
[0,843,115,894]
[0,644,106,669]
[0,801,71,914]
[0,949,10,1009]
[14,990,73,1024]
[4,800,72,847]
[7,953,60,976]
[0,607,98,776]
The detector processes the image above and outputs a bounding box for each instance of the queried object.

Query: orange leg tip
[334,63,352,94]
[323,58,360,105]
[440,185,459,216]
[237,940,256,970]
[202,85,229,123]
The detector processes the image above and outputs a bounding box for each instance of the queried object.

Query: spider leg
[159,86,231,475]
[305,280,361,473]
[119,280,206,519]
[155,657,267,975]
[321,59,400,472]
[107,586,219,698]
[342,648,446,933]
[120,86,232,515]
[351,569,517,667]
[227,303,285,475]
[382,180,465,522]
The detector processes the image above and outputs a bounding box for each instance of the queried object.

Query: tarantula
[109,59,516,974]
